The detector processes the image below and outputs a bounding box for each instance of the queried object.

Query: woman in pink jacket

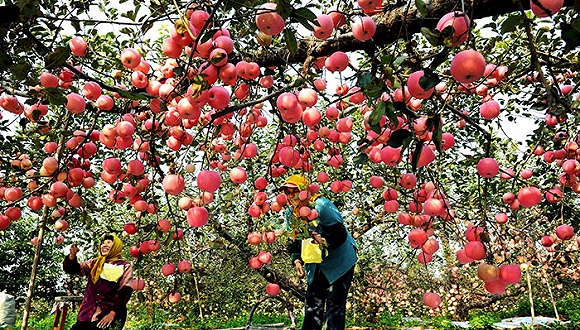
[63,234,133,330]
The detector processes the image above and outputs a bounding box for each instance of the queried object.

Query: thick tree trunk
[455,290,521,319]
[246,0,576,67]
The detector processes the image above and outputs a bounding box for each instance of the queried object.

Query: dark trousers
[71,320,123,330]
[302,265,355,330]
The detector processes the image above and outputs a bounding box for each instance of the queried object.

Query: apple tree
[1,0,580,325]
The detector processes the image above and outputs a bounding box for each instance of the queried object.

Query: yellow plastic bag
[301,239,323,264]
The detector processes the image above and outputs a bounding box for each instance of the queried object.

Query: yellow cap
[280,174,310,191]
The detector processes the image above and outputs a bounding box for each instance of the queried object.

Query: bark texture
[243,0,575,67]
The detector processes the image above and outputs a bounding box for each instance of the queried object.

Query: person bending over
[281,174,357,330]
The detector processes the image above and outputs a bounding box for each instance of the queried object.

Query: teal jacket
[287,197,357,284]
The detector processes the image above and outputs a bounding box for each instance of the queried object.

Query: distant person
[0,291,16,329]
[281,174,357,330]
[64,234,133,330]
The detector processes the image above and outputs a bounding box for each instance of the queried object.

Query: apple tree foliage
[1,0,580,321]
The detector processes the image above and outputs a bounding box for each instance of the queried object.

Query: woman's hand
[294,260,305,279]
[69,244,79,260]
[309,230,326,246]
[97,311,116,328]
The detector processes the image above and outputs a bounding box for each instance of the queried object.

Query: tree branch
[238,0,576,67]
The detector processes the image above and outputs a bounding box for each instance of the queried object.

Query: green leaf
[415,0,427,18]
[387,129,412,148]
[119,27,133,35]
[222,192,235,201]
[440,25,457,47]
[369,101,386,127]
[117,90,153,100]
[393,55,407,67]
[384,102,399,126]
[293,7,317,21]
[200,29,215,43]
[500,14,523,34]
[357,73,373,89]
[561,22,580,51]
[275,0,293,19]
[0,50,13,72]
[431,114,443,152]
[411,140,424,172]
[420,27,442,47]
[284,28,297,55]
[419,68,440,91]
[43,88,67,106]
[44,46,70,70]
[428,48,450,71]
[353,153,369,165]
[290,7,316,31]
[363,79,385,99]
[10,61,31,80]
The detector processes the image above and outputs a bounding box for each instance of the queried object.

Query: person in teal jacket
[280,174,357,330]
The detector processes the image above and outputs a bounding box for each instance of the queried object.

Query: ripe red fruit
[168,292,181,303]
[464,241,486,260]
[120,48,141,69]
[312,14,334,39]
[0,216,10,230]
[407,70,434,99]
[130,246,140,258]
[484,279,506,294]
[436,12,471,47]
[422,238,440,255]
[258,251,272,264]
[124,222,137,235]
[517,186,542,208]
[254,177,268,190]
[479,100,501,120]
[255,3,285,35]
[263,231,276,244]
[157,219,171,232]
[456,249,473,264]
[408,228,428,248]
[325,51,349,73]
[187,206,209,227]
[248,232,262,245]
[197,170,221,192]
[495,213,508,224]
[450,50,486,84]
[400,173,417,189]
[163,174,185,195]
[161,263,176,276]
[230,167,248,184]
[477,158,499,178]
[499,264,522,284]
[266,283,280,296]
[54,219,69,232]
[530,0,564,17]
[131,279,145,291]
[351,16,376,42]
[69,36,88,56]
[249,256,262,269]
[178,260,192,273]
[423,292,441,309]
[4,207,21,221]
[555,224,574,240]
[413,146,435,168]
[541,235,555,247]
